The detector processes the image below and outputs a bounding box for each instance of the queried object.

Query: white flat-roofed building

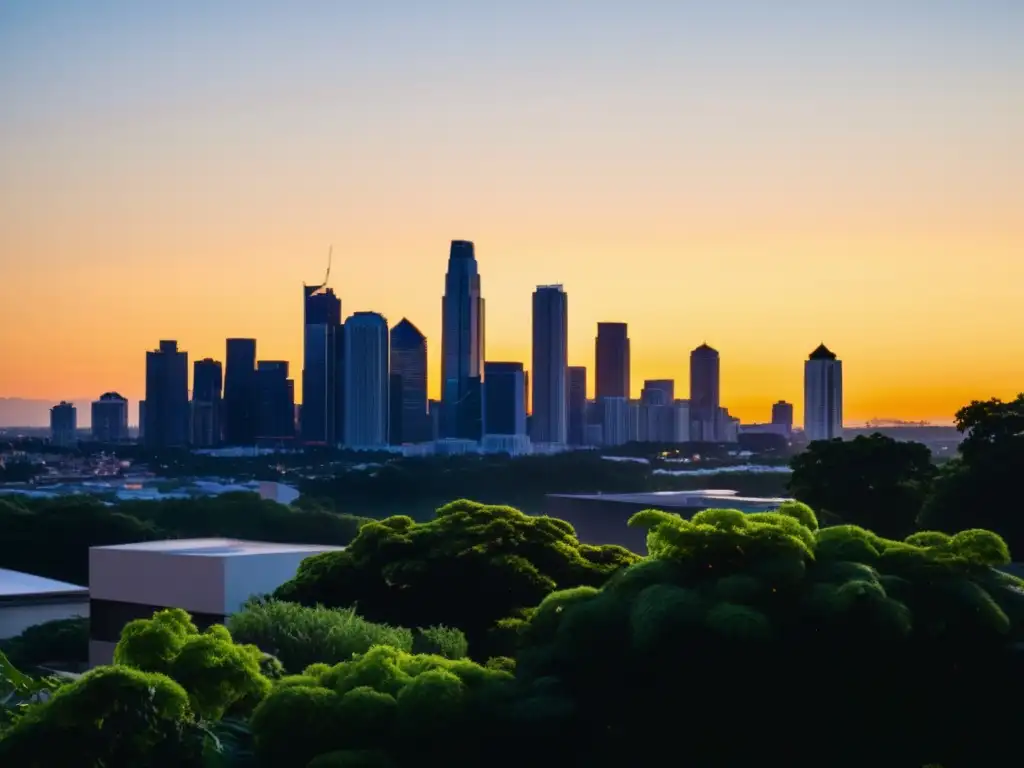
[88,538,343,667]
[0,568,88,640]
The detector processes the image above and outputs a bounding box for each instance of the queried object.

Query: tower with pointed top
[804,343,843,441]
[440,240,485,440]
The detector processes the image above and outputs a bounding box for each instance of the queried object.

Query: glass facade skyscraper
[531,285,568,444]
[389,318,429,444]
[440,240,484,440]
[301,284,342,445]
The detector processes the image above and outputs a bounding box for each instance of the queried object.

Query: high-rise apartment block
[389,318,429,444]
[772,400,794,435]
[223,338,257,445]
[595,323,630,400]
[144,340,189,449]
[50,401,77,447]
[254,361,295,440]
[91,393,129,443]
[343,312,389,449]
[567,366,588,446]
[191,358,223,447]
[302,283,342,446]
[804,344,843,441]
[689,343,721,442]
[531,285,568,445]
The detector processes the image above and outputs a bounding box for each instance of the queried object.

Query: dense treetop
[275,499,639,657]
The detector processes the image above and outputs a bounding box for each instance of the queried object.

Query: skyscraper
[567,366,587,446]
[255,361,295,440]
[643,379,675,404]
[595,323,630,400]
[223,338,257,445]
[50,401,77,448]
[91,393,129,443]
[440,240,484,440]
[483,362,527,437]
[389,318,429,444]
[302,283,342,445]
[689,343,721,442]
[531,285,568,444]
[804,344,843,441]
[191,358,223,447]
[144,340,189,449]
[772,400,794,435]
[344,312,389,448]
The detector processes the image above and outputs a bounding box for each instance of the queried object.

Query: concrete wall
[90,547,227,615]
[0,600,88,640]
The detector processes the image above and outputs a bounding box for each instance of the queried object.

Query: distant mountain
[0,398,140,428]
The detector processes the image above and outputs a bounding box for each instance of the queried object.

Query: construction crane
[323,244,333,287]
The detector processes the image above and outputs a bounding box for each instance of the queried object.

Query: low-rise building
[0,568,88,640]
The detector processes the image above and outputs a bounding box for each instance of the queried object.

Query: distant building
[144,341,189,449]
[192,358,223,447]
[343,312,389,448]
[441,240,485,441]
[531,285,568,445]
[138,401,146,440]
[302,282,342,446]
[254,361,295,441]
[771,400,794,435]
[483,362,527,438]
[689,343,721,442]
[50,401,77,448]
[567,366,588,446]
[428,399,441,441]
[91,393,129,443]
[0,568,88,640]
[595,323,630,400]
[389,318,429,444]
[223,339,257,445]
[643,379,675,403]
[804,344,843,441]
[601,396,630,446]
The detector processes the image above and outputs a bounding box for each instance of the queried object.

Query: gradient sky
[1,1,1022,426]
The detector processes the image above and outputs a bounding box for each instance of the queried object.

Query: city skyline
[2,3,1022,425]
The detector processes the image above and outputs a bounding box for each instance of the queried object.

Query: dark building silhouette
[440,240,484,440]
[483,362,526,436]
[255,361,295,440]
[595,323,630,400]
[772,400,794,435]
[50,401,77,447]
[804,344,843,441]
[144,340,189,449]
[567,366,587,446]
[223,338,257,445]
[643,379,675,404]
[531,285,568,444]
[689,343,721,442]
[302,283,342,446]
[343,312,389,448]
[191,358,223,447]
[91,392,129,443]
[389,318,429,444]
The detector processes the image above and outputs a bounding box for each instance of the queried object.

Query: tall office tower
[91,393,129,442]
[601,396,630,446]
[191,358,223,447]
[302,283,342,445]
[254,361,295,440]
[772,400,794,435]
[483,362,527,436]
[595,323,630,400]
[804,344,843,441]
[689,343,721,442]
[223,338,257,445]
[440,239,485,440]
[344,312,389,448]
[144,340,189,449]
[389,318,429,444]
[567,366,588,446]
[644,379,675,403]
[531,285,568,444]
[50,401,77,447]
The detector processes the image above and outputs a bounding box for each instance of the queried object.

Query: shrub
[0,617,88,670]
[227,599,414,673]
[410,626,468,659]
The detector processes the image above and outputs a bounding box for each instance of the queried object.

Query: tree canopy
[274,500,640,658]
[788,433,935,538]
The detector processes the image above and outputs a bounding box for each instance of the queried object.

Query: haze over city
[2,1,1022,425]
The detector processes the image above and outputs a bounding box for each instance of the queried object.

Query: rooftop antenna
[323,245,333,287]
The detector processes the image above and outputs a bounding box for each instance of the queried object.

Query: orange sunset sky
[1,2,1022,426]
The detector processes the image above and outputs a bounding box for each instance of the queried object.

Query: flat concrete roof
[0,568,88,599]
[90,538,345,557]
[547,490,791,508]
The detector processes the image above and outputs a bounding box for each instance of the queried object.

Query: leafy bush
[509,506,1024,768]
[410,626,468,660]
[227,599,415,673]
[0,617,88,671]
[115,608,270,719]
[249,645,514,768]
[274,499,639,657]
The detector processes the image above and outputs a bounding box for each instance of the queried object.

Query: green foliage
[274,500,639,657]
[0,617,89,671]
[511,506,1024,767]
[249,645,513,767]
[0,665,202,767]
[410,626,469,659]
[227,599,414,673]
[788,433,935,538]
[307,750,398,768]
[115,609,270,720]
